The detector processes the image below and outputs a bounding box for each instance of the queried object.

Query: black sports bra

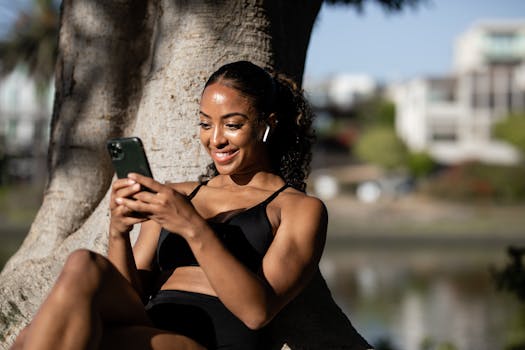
[156,183,289,273]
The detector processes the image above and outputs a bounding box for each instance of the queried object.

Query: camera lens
[109,143,123,159]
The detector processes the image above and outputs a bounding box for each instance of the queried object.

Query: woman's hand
[109,177,149,238]
[115,173,205,238]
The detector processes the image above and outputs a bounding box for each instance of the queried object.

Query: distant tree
[325,0,422,11]
[407,151,436,179]
[352,95,396,127]
[493,112,525,158]
[0,0,59,92]
[0,1,424,348]
[355,125,408,170]
[0,134,6,185]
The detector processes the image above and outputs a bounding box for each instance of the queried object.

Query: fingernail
[115,198,123,204]
[128,179,136,184]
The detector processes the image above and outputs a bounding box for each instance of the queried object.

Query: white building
[304,73,377,110]
[392,20,525,165]
[0,65,53,180]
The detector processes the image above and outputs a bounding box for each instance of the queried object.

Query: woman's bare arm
[107,177,162,297]
[110,181,198,298]
[190,193,327,329]
[120,174,327,329]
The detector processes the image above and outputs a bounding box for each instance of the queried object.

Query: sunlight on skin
[211,91,227,104]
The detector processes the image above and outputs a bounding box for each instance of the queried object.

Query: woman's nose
[211,127,227,147]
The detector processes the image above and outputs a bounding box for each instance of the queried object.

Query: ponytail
[267,73,315,192]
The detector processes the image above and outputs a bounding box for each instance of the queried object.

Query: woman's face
[199,82,269,176]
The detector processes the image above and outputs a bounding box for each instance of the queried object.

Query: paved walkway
[324,193,525,240]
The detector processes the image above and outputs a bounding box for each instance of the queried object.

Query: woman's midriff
[159,266,218,297]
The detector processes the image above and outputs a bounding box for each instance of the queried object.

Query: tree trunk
[0,1,369,349]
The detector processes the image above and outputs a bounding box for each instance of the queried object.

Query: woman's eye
[199,122,211,130]
[225,123,242,130]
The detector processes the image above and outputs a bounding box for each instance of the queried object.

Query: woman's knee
[64,249,107,273]
[58,249,110,294]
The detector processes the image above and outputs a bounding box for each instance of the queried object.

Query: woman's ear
[267,112,277,129]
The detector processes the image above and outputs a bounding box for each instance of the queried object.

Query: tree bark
[0,1,369,349]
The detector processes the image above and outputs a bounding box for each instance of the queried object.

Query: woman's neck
[214,171,283,189]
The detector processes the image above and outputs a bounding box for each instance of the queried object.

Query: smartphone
[106,136,153,181]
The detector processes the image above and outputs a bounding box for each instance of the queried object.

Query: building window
[429,88,455,103]
[488,92,495,109]
[430,122,457,141]
[428,78,456,103]
[7,119,17,140]
[485,31,519,62]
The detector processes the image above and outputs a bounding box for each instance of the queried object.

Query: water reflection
[321,241,524,350]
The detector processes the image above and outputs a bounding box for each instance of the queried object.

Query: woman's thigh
[100,325,207,350]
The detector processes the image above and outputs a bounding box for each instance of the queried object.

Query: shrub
[493,112,525,155]
[407,151,437,179]
[354,125,408,171]
[421,162,525,203]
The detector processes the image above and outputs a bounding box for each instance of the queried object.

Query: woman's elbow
[242,308,274,330]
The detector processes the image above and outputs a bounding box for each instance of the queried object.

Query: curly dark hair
[200,61,315,192]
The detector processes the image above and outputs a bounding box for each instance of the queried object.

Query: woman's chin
[214,163,236,175]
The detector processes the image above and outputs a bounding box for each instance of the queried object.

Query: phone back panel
[107,137,153,179]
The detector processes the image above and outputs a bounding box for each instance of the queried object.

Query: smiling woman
[9,61,371,350]
[198,83,268,177]
[199,61,316,192]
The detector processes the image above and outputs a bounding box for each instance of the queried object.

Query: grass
[0,230,27,270]
[0,183,44,224]
[0,183,44,270]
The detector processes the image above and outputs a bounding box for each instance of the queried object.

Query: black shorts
[145,290,260,350]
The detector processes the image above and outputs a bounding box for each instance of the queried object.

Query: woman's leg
[9,324,29,350]
[14,249,153,350]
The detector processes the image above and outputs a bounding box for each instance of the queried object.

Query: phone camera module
[109,143,124,160]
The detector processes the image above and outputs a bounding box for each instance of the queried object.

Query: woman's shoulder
[276,187,328,241]
[280,187,327,217]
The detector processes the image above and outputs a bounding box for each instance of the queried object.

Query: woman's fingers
[110,213,147,235]
[112,202,150,222]
[115,197,152,214]
[112,178,137,192]
[127,173,164,194]
[131,190,161,204]
[116,183,141,199]
[109,178,151,236]
[111,178,142,208]
[112,206,147,223]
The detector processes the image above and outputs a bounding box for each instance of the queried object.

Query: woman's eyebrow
[199,111,249,120]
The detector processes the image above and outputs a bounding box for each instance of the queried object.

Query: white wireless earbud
[262,124,270,143]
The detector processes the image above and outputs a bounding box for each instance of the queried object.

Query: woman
[11,61,359,350]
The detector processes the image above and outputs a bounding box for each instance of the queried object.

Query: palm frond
[0,0,59,90]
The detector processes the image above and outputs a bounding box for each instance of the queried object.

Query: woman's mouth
[211,149,239,164]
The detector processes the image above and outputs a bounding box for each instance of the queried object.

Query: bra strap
[187,181,208,200]
[261,184,289,206]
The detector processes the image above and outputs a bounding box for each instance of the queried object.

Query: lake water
[321,239,525,350]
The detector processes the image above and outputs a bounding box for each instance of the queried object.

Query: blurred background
[1,1,525,349]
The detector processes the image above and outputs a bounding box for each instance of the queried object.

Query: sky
[304,0,525,82]
[1,0,524,83]
[0,0,31,36]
